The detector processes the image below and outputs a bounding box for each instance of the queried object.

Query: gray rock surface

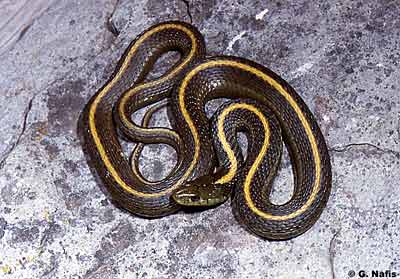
[0,0,399,278]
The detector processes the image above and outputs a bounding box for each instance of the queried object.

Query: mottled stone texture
[0,0,399,278]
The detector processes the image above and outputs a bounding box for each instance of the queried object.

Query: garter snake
[80,21,332,239]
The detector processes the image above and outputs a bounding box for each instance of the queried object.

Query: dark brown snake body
[80,21,332,239]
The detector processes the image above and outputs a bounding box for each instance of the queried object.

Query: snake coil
[80,21,332,240]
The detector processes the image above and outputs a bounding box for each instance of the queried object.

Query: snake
[80,21,332,240]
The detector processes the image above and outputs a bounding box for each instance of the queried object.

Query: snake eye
[190,196,201,202]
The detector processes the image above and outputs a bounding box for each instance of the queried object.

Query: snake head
[172,176,231,207]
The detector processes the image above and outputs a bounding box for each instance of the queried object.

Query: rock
[0,0,399,278]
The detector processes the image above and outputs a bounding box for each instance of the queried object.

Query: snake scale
[80,21,332,240]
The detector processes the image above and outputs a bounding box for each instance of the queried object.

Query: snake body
[80,21,332,239]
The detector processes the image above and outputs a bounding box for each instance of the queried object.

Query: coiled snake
[80,21,332,239]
